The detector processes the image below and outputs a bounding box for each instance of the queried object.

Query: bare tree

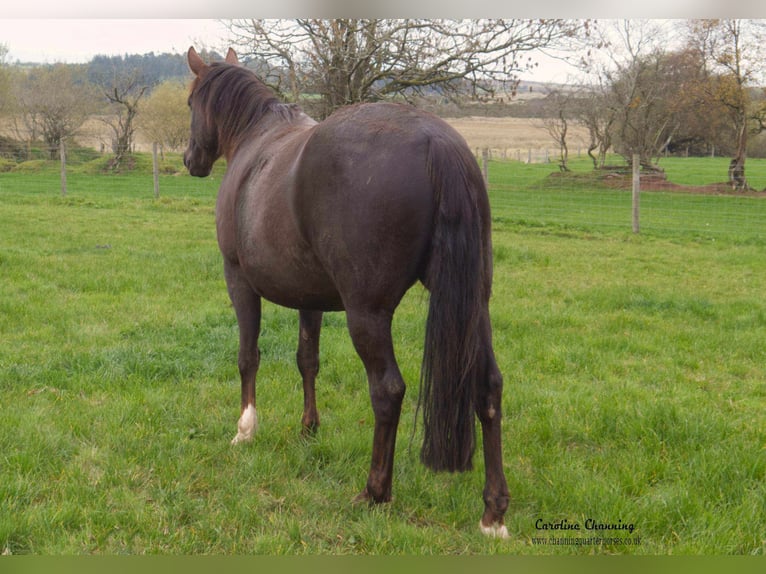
[584,20,684,170]
[225,19,589,118]
[12,64,97,158]
[573,81,615,169]
[541,89,573,171]
[92,61,150,168]
[0,44,11,117]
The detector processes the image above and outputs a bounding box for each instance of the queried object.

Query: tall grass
[1,156,765,554]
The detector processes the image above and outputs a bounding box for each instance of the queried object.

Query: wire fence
[480,151,766,243]
[3,142,766,244]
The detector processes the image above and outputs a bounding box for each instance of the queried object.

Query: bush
[12,160,55,173]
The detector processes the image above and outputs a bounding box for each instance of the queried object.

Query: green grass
[1,156,765,554]
[660,156,766,190]
[489,157,766,242]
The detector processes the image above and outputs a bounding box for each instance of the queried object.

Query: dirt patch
[598,170,766,196]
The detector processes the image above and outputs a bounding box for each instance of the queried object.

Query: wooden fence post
[632,154,640,234]
[152,142,160,199]
[60,139,67,198]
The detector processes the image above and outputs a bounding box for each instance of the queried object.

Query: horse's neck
[224,107,315,163]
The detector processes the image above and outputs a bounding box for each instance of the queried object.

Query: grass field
[1,156,765,554]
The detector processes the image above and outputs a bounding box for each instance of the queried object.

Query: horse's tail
[419,131,493,473]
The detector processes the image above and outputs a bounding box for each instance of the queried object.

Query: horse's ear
[188,46,207,77]
[225,48,239,65]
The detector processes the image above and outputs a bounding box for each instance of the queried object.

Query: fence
[3,142,766,244]
[477,147,577,165]
[477,148,766,243]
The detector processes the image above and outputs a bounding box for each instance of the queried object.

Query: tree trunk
[728,120,749,191]
[587,141,599,169]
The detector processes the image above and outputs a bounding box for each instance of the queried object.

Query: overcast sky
[1,11,762,85]
[0,19,587,83]
[0,20,230,65]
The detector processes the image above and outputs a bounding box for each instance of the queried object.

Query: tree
[225,18,589,118]
[685,19,766,190]
[0,44,11,117]
[599,21,686,170]
[91,56,152,167]
[12,64,97,158]
[139,80,190,155]
[572,81,615,169]
[650,47,733,157]
[541,89,573,171]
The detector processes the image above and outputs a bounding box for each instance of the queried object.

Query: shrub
[12,160,55,173]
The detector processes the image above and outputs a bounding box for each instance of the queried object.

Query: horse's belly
[243,256,344,312]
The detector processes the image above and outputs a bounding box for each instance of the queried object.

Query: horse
[183,47,510,538]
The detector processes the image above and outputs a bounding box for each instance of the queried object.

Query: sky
[0,19,584,84]
[1,11,763,85]
[0,20,230,66]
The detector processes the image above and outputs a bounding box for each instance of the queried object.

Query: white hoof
[480,520,510,539]
[231,404,258,445]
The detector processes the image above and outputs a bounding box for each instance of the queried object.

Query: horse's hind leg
[346,308,405,503]
[475,314,510,538]
[225,262,262,445]
[297,309,322,433]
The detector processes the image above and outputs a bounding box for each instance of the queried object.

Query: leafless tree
[92,62,150,168]
[582,20,683,170]
[12,64,97,158]
[541,89,574,171]
[225,19,590,118]
[0,44,11,117]
[573,81,616,169]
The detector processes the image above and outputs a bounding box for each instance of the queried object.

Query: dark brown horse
[184,47,510,537]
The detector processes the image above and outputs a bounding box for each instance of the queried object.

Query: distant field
[444,116,590,157]
[6,114,589,158]
[1,158,765,554]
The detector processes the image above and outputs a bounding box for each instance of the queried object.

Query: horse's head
[183,47,239,177]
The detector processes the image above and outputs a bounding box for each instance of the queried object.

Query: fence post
[60,139,67,198]
[481,147,489,185]
[632,154,640,234]
[152,142,160,199]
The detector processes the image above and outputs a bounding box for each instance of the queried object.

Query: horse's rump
[291,103,441,309]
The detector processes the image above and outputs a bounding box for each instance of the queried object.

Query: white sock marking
[231,404,258,445]
[480,520,510,539]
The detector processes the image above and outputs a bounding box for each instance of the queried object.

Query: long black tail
[419,131,493,472]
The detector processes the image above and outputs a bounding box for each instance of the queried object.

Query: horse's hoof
[352,489,373,506]
[480,520,509,539]
[352,488,392,506]
[231,431,252,445]
[301,420,320,437]
[231,404,258,445]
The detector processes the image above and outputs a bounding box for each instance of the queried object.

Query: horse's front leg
[297,309,323,433]
[225,262,262,445]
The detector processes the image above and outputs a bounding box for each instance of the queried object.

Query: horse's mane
[194,63,297,144]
